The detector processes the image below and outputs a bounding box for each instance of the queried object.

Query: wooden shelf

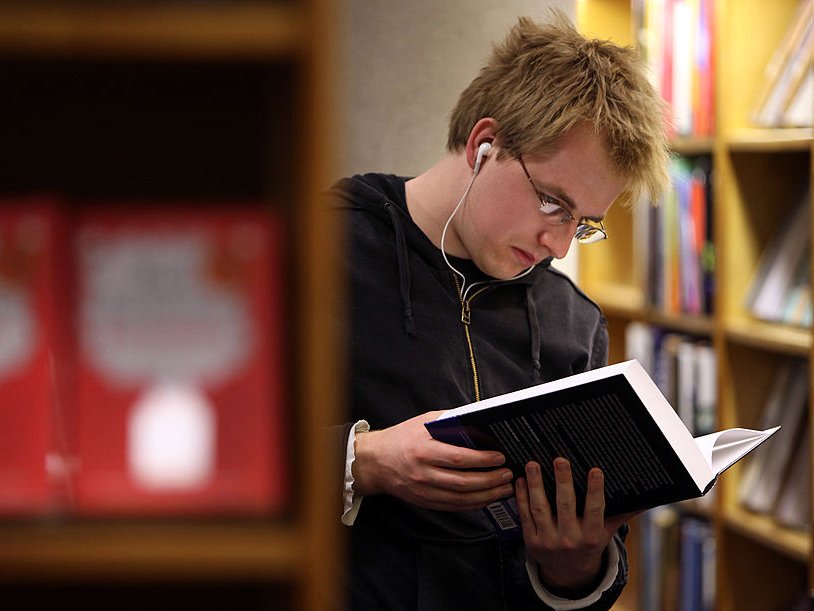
[722,505,811,563]
[592,284,715,336]
[645,310,715,337]
[0,519,306,582]
[0,3,306,60]
[725,128,814,152]
[591,283,646,317]
[724,318,811,356]
[671,135,715,156]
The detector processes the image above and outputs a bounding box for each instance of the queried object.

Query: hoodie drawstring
[526,285,542,381]
[383,197,540,380]
[384,202,417,337]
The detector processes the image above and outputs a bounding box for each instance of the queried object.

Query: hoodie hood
[330,173,553,347]
[330,173,553,277]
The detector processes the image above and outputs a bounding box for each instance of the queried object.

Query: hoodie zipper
[453,275,490,402]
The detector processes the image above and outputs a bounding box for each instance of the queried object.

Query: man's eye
[539,199,564,215]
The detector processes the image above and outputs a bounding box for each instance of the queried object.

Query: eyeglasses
[517,156,608,244]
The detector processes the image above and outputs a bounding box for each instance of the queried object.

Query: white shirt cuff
[524,538,622,610]
[341,419,370,526]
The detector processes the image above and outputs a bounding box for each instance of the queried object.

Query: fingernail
[501,470,513,482]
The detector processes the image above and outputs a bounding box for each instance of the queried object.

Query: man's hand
[352,412,515,511]
[515,458,637,593]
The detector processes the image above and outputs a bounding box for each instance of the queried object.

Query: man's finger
[582,467,607,540]
[553,458,580,536]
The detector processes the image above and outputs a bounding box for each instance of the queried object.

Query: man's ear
[465,117,499,173]
[473,142,492,175]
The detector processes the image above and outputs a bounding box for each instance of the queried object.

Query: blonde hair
[447,13,670,206]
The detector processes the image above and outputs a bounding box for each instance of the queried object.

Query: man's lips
[512,246,537,267]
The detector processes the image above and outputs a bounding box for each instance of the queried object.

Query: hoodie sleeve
[524,527,629,610]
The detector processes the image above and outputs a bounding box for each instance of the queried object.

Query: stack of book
[739,358,810,530]
[625,321,717,437]
[745,187,812,327]
[752,0,814,128]
[644,156,714,317]
[639,507,716,611]
[634,0,716,137]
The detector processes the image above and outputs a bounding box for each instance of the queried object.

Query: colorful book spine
[639,0,716,137]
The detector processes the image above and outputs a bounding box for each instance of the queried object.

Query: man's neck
[405,154,470,255]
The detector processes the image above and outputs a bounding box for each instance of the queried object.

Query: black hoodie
[331,173,628,610]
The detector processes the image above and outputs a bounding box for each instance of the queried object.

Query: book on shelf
[671,0,694,135]
[638,508,716,611]
[679,516,716,611]
[652,331,682,405]
[647,156,714,316]
[676,339,717,437]
[73,205,288,516]
[752,0,814,128]
[639,505,682,611]
[629,323,718,437]
[425,359,778,537]
[635,0,716,137]
[692,343,717,436]
[782,65,813,127]
[782,246,812,327]
[676,160,701,313]
[773,425,810,530]
[0,196,73,515]
[739,358,808,515]
[745,187,811,326]
[694,0,715,137]
[625,320,656,373]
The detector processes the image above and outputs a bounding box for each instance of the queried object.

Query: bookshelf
[579,1,814,610]
[0,2,342,611]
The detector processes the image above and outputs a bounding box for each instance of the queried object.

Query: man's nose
[538,225,573,259]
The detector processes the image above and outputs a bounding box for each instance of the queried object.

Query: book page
[693,426,781,476]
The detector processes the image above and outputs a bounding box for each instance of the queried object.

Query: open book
[425,360,779,536]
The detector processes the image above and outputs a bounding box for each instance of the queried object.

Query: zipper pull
[461,300,471,325]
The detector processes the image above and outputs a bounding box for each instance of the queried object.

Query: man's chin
[487,264,537,281]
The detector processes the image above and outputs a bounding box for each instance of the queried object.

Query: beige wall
[335,0,578,275]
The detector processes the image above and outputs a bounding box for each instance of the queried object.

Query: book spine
[428,418,524,537]
[0,198,73,516]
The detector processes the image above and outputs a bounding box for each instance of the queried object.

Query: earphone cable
[439,169,536,304]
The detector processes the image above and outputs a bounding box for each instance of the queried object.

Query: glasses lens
[574,223,607,244]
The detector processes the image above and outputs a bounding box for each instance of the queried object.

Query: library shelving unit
[0,2,342,611]
[578,1,813,610]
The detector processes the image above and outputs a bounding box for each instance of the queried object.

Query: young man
[330,13,669,611]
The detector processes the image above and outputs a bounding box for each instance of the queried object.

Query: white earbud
[473,142,492,175]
